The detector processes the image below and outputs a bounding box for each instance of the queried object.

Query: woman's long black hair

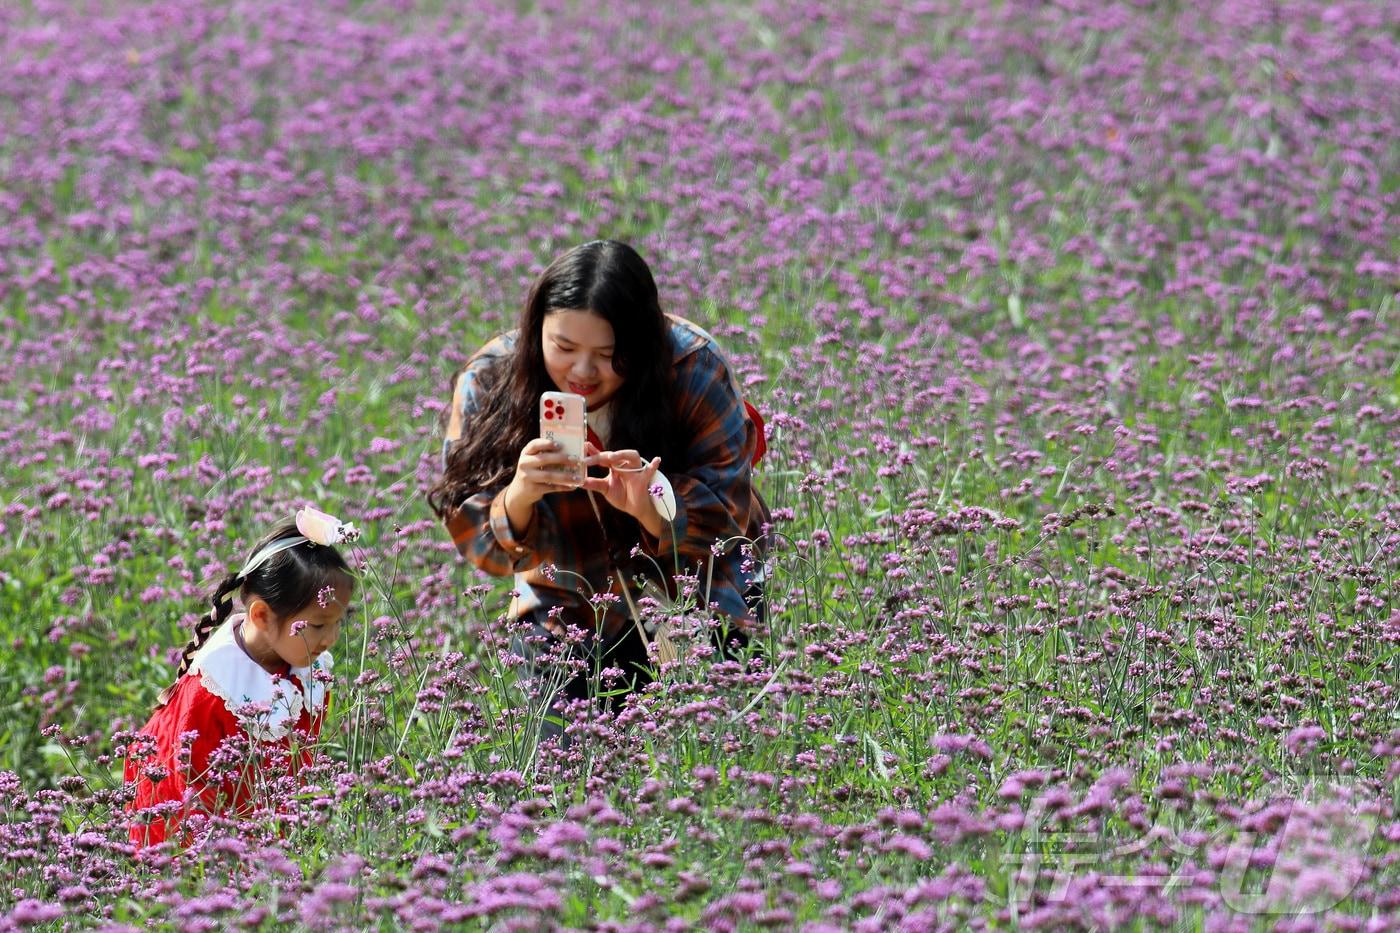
[429,240,679,517]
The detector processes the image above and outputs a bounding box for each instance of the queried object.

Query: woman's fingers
[530,445,662,505]
[525,462,579,480]
[529,453,582,470]
[517,439,584,492]
[522,447,582,471]
[578,455,664,515]
[579,476,610,494]
[594,448,649,472]
[524,472,581,492]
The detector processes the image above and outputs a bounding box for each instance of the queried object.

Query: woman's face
[541,309,623,409]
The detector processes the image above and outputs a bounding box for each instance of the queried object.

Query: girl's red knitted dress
[125,616,332,849]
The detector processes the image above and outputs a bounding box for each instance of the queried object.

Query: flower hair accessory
[230,507,359,587]
[296,506,360,545]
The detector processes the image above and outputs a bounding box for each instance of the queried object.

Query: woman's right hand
[502,438,583,534]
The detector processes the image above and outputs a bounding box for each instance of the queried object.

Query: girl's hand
[582,442,666,536]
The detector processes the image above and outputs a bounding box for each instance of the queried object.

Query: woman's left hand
[582,442,666,536]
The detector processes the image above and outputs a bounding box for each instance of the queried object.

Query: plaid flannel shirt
[442,316,769,636]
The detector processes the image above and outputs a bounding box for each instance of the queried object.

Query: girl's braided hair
[158,520,354,705]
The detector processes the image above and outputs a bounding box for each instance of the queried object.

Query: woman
[429,240,768,736]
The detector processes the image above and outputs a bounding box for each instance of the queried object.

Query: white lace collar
[188,615,333,742]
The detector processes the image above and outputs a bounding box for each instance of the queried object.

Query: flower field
[2,0,1398,928]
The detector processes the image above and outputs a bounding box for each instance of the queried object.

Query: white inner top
[587,399,612,447]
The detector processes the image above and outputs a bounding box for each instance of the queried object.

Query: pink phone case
[540,391,587,485]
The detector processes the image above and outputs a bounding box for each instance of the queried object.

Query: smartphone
[539,391,587,486]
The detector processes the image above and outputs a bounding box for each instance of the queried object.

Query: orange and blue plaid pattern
[442,317,769,634]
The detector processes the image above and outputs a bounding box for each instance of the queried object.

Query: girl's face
[541,309,623,410]
[246,580,352,670]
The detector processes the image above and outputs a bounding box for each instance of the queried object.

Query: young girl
[125,508,357,849]
[428,239,768,738]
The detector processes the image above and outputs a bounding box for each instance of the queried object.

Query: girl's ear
[245,597,275,631]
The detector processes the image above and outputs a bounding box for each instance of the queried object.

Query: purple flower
[8,900,64,925]
[1284,725,1326,755]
